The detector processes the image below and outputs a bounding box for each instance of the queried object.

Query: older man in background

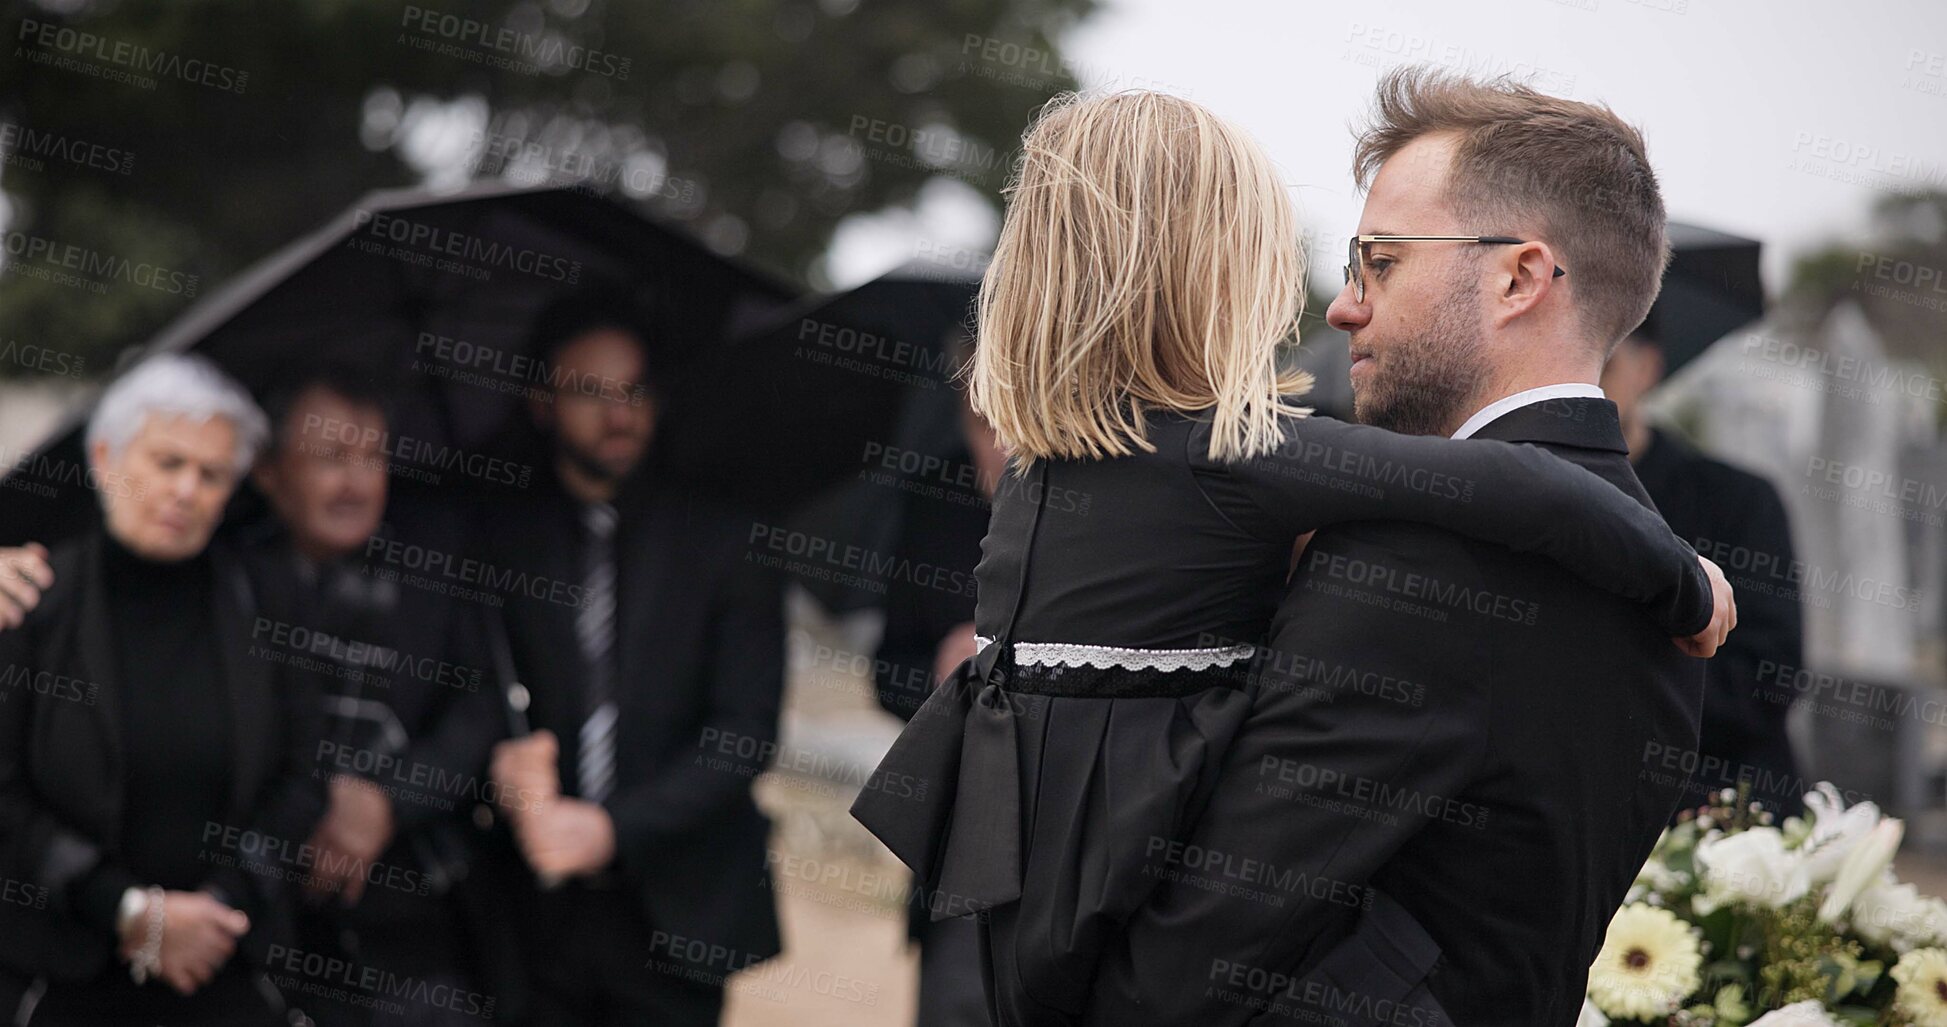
[237,364,514,1026]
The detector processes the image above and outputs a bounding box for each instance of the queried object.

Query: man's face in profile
[1326,133,1489,437]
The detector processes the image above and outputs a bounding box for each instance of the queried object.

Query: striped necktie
[576,501,619,805]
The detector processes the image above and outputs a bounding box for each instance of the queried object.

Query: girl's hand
[1675,556,1736,658]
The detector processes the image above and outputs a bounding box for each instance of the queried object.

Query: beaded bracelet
[128,886,165,985]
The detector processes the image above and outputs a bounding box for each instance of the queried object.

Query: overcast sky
[833,0,1947,296]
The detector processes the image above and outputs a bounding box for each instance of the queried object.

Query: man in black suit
[484,294,785,1026]
[1604,329,1807,817]
[239,365,512,1025]
[1088,69,1725,1026]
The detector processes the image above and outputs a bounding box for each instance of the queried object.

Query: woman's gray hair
[85,353,269,471]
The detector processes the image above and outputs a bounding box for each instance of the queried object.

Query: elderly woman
[0,354,323,1026]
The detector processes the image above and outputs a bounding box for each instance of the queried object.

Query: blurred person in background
[238,364,515,1025]
[1604,327,1807,817]
[0,364,523,1024]
[869,331,1001,1027]
[485,293,785,1026]
[0,354,323,1026]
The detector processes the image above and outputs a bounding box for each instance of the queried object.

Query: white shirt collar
[1450,383,1606,440]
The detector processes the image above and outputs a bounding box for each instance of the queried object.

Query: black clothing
[854,408,1713,1026]
[868,462,997,1026]
[1635,426,1806,816]
[39,540,266,1027]
[1087,398,1709,1027]
[67,536,232,931]
[871,468,988,723]
[107,539,230,898]
[484,473,786,1012]
[17,960,279,1026]
[524,881,726,1027]
[975,412,1709,652]
[0,530,324,1024]
[237,517,513,1026]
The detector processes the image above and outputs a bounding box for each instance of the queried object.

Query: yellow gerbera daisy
[1588,903,1703,1020]
[1892,948,1947,1027]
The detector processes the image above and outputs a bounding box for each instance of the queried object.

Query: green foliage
[0,0,1092,376]
[1753,897,1868,1006]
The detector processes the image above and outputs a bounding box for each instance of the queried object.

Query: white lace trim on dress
[972,634,1256,671]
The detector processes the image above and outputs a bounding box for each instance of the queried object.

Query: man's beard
[1350,276,1487,437]
[559,432,641,484]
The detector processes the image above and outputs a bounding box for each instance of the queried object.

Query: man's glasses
[1342,235,1566,302]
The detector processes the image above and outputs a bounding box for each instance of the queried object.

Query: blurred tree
[0,0,1091,377]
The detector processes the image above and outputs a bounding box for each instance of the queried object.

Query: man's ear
[528,391,554,432]
[1491,241,1563,325]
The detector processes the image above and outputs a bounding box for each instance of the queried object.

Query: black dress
[851,409,1713,1023]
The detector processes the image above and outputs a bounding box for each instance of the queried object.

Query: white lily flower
[1819,818,1904,923]
[1799,783,1885,886]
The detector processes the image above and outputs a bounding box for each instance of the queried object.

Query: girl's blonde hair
[967,90,1313,465]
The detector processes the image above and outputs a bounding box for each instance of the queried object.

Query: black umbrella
[0,181,797,545]
[1636,221,1766,375]
[666,266,980,612]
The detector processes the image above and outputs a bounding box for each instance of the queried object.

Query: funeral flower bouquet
[1579,784,1947,1027]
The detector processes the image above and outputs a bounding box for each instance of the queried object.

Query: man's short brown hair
[1352,67,1669,351]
